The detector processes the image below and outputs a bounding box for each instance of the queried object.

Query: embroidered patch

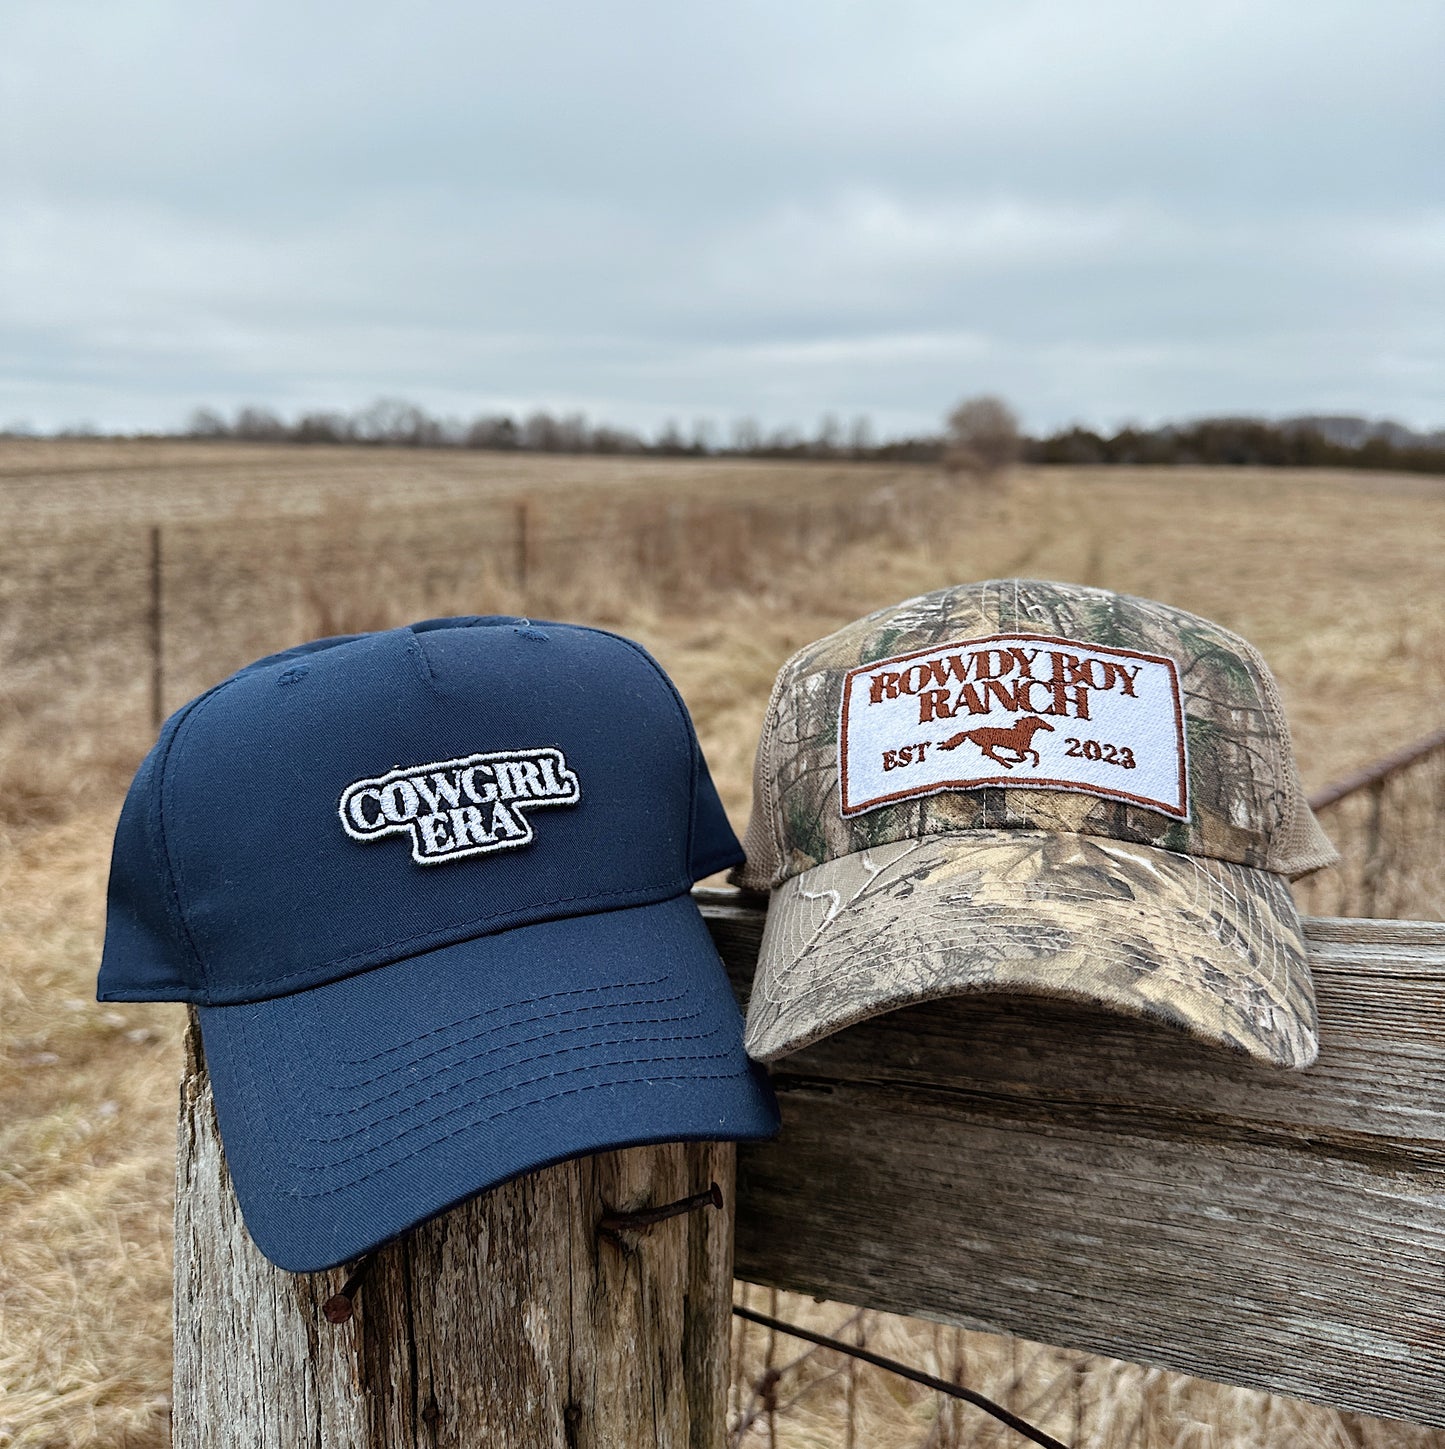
[339,748,580,864]
[838,633,1189,820]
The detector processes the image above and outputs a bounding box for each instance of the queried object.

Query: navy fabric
[98,616,776,1272]
[200,896,776,1272]
[99,617,742,1004]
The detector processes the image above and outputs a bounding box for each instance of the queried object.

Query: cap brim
[199,894,779,1272]
[746,831,1317,1069]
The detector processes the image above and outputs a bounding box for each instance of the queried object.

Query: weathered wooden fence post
[173,1014,734,1448]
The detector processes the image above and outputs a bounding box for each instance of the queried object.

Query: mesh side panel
[1242,634,1341,878]
[1269,753,1341,878]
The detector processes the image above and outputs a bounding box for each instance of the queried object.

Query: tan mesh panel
[1268,754,1340,877]
[1240,633,1340,878]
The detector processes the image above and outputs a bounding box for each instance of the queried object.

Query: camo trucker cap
[733,580,1337,1068]
[99,616,778,1272]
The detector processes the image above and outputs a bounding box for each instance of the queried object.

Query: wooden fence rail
[176,897,1445,1441]
[702,894,1445,1430]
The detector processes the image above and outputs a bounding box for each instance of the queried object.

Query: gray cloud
[2,0,1441,434]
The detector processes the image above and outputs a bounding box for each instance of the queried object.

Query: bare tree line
[183,398,1445,474]
[180,400,908,461]
[7,395,1443,475]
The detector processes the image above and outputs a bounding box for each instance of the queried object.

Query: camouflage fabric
[734,580,1336,1068]
[745,831,1317,1067]
[737,579,1335,889]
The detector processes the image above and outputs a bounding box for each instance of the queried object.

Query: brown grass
[1,440,1442,1448]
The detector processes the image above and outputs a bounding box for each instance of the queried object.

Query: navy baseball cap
[98,616,778,1272]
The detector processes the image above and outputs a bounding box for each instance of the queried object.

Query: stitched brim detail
[745,831,1317,1069]
[199,894,778,1273]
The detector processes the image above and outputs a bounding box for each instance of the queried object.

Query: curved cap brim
[199,894,779,1273]
[745,831,1317,1069]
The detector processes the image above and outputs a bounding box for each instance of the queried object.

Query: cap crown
[737,580,1335,890]
[101,617,740,1005]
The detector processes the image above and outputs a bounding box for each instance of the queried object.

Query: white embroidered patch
[339,747,580,865]
[838,633,1189,820]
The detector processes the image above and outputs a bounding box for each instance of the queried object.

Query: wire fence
[5,463,1438,914]
[0,470,932,830]
[732,1303,1070,1449]
[728,728,1445,1447]
[5,469,1442,1446]
[1295,727,1445,921]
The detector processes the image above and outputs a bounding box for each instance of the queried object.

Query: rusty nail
[599,1180,724,1240]
[322,1249,378,1323]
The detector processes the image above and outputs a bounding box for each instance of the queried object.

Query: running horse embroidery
[936,714,1055,769]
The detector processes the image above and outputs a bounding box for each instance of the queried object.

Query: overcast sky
[2,0,1441,438]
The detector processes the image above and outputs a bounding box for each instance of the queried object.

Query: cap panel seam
[687,739,706,875]
[155,677,238,1003]
[762,658,796,886]
[755,651,801,888]
[1159,609,1289,845]
[1211,628,1289,837]
[1238,634,1296,855]
[571,625,702,865]
[404,628,437,690]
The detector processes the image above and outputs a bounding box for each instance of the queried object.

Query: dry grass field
[1,440,1442,1448]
